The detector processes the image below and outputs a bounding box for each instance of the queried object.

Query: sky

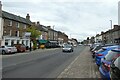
[1,0,120,41]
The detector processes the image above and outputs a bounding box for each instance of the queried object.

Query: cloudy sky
[1,0,120,41]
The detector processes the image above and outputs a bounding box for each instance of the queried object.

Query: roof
[2,11,32,25]
[36,25,48,32]
[102,45,119,49]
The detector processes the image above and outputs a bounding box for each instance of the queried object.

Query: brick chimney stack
[0,1,2,17]
[26,13,30,20]
[37,21,40,25]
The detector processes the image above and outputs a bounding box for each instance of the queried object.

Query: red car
[14,44,26,52]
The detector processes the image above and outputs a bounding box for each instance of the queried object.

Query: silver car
[62,45,74,52]
[0,45,17,54]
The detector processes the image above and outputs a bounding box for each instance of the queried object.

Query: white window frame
[17,31,19,37]
[10,30,12,36]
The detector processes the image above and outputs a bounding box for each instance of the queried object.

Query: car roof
[102,45,119,49]
[111,46,120,52]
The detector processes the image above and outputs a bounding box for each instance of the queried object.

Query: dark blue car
[99,47,120,80]
[95,45,119,66]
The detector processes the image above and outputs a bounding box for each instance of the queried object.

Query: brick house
[112,25,120,44]
[32,21,48,45]
[58,31,68,46]
[1,10,32,47]
[47,26,58,41]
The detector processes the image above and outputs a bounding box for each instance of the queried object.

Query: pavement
[58,46,101,78]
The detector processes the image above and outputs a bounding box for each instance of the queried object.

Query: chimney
[37,21,40,25]
[113,25,119,29]
[47,26,51,28]
[0,1,2,17]
[26,13,30,20]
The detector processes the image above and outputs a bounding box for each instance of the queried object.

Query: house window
[11,40,14,46]
[8,20,12,26]
[17,40,19,44]
[15,31,19,37]
[16,22,20,28]
[22,40,24,45]
[5,40,8,45]
[24,24,26,29]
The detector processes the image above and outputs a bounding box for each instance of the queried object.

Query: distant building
[58,31,68,46]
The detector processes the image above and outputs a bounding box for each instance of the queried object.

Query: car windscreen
[105,50,119,61]
[64,46,71,48]
[97,48,106,53]
[94,46,102,50]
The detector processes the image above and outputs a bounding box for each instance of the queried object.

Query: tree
[27,26,41,50]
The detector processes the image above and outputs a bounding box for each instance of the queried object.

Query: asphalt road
[2,46,85,78]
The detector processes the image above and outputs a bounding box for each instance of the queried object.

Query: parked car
[14,44,26,52]
[90,43,102,51]
[95,45,119,66]
[0,45,17,54]
[110,56,120,80]
[92,44,115,58]
[99,47,120,80]
[62,44,73,52]
[92,45,104,58]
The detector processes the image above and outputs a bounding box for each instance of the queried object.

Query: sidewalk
[58,46,101,78]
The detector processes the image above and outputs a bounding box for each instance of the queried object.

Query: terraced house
[1,9,32,47]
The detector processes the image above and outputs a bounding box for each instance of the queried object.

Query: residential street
[1,46,100,79]
[2,46,84,78]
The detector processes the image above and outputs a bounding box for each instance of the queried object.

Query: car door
[111,57,120,79]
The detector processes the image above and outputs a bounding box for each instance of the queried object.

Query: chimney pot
[26,13,30,20]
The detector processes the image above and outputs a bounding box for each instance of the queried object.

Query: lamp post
[53,25,55,41]
[110,20,113,43]
[110,20,112,29]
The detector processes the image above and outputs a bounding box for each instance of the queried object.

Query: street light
[110,20,112,29]
[53,25,55,40]
[110,20,113,43]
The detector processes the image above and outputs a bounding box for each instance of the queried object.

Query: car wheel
[2,50,6,55]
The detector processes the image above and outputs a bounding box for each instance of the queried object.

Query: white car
[0,45,17,54]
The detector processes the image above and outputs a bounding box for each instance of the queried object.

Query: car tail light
[103,63,110,71]
[97,54,103,56]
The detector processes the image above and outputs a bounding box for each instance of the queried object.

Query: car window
[105,50,119,61]
[6,45,12,47]
[97,48,106,53]
[2,46,5,48]
[114,57,120,70]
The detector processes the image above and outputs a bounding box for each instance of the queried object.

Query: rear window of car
[105,50,120,61]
